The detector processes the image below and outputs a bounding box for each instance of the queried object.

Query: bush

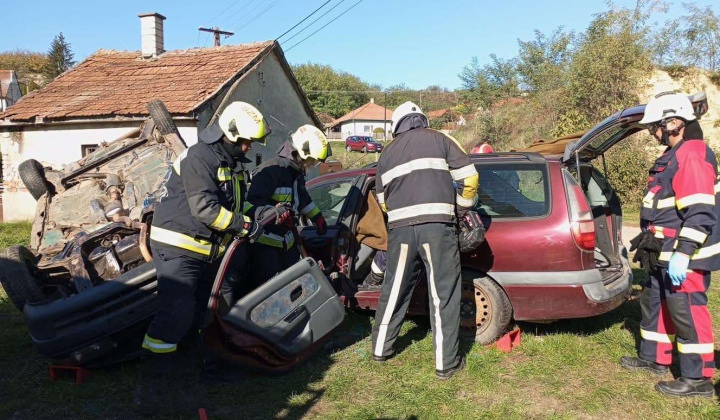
[710,70,720,88]
[596,133,656,208]
[662,64,692,80]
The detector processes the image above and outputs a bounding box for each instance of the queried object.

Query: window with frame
[473,163,550,218]
[307,178,357,225]
[81,144,99,157]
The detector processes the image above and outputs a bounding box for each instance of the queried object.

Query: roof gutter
[0,115,196,129]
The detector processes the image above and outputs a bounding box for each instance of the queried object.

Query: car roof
[308,152,551,185]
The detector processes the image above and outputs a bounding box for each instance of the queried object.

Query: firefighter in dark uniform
[371,101,479,379]
[135,102,278,408]
[244,125,331,290]
[621,92,718,397]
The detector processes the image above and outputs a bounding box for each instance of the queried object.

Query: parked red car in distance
[345,135,383,153]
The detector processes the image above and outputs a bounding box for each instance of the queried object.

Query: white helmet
[391,101,426,134]
[291,124,331,162]
[199,101,271,144]
[640,92,696,125]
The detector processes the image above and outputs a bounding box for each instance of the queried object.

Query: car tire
[346,145,352,152]
[459,274,512,345]
[0,245,46,312]
[18,159,52,201]
[362,146,367,153]
[147,99,179,135]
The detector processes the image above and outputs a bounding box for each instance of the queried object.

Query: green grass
[2,223,720,419]
[0,221,31,248]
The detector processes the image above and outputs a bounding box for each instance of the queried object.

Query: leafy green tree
[292,63,377,117]
[567,3,653,123]
[42,32,75,80]
[458,54,519,109]
[664,3,720,71]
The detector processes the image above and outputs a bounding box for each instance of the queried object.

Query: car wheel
[147,99,179,135]
[362,146,367,153]
[459,274,512,345]
[18,159,53,201]
[0,245,46,311]
[346,145,352,152]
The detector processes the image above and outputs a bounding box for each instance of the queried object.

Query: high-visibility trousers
[639,268,715,379]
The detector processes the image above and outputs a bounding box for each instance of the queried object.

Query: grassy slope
[1,222,719,419]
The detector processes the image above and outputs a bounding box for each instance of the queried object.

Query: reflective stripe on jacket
[640,138,720,271]
[376,128,478,229]
[245,141,321,248]
[150,139,251,261]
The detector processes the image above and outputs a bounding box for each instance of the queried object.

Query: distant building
[327,100,393,139]
[0,70,22,111]
[426,108,466,132]
[0,12,319,221]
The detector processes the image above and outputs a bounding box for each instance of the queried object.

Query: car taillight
[563,171,595,250]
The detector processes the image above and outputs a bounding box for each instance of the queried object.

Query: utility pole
[198,26,234,46]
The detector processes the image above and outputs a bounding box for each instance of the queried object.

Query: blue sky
[0,0,701,89]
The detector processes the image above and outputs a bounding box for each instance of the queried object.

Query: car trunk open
[559,91,708,277]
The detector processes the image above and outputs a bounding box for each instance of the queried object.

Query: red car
[345,135,384,153]
[300,93,709,344]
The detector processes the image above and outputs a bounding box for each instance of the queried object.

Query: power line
[226,0,272,29]
[276,0,333,41]
[281,0,347,44]
[202,0,244,27]
[233,0,284,32]
[217,0,262,27]
[285,0,365,52]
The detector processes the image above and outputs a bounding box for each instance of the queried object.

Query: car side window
[307,178,358,225]
[473,163,550,218]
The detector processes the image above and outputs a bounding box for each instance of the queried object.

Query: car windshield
[364,137,376,142]
[308,178,357,224]
[472,162,550,218]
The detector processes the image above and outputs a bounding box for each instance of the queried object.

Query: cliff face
[643,69,720,148]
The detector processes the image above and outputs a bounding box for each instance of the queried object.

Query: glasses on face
[647,120,667,136]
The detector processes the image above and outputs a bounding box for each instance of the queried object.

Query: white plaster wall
[339,120,391,138]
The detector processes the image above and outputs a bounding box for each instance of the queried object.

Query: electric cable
[285,0,365,52]
[276,0,333,41]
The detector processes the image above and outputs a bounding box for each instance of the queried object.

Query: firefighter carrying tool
[621,92,718,397]
[244,124,331,291]
[135,102,277,411]
[371,101,479,379]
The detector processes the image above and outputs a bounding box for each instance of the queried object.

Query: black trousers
[371,223,462,371]
[145,243,246,352]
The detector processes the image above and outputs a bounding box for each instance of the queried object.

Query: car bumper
[23,262,159,360]
[492,249,633,321]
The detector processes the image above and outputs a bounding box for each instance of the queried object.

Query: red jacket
[640,138,720,271]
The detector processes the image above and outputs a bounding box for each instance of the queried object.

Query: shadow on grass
[516,268,645,340]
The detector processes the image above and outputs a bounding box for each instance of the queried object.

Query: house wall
[339,120,392,138]
[1,72,23,110]
[0,120,198,221]
[196,51,317,174]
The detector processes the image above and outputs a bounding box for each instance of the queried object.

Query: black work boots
[619,355,669,375]
[435,356,466,380]
[620,355,716,398]
[655,377,715,397]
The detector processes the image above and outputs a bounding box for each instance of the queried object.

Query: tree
[0,50,48,92]
[42,32,75,80]
[458,54,519,109]
[661,3,720,71]
[292,63,378,117]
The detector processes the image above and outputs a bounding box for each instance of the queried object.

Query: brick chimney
[138,12,166,58]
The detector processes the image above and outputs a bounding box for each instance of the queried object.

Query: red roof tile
[332,102,393,125]
[0,41,274,122]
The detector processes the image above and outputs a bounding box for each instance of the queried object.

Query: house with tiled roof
[0,70,22,112]
[327,100,393,139]
[0,12,320,221]
[426,108,466,132]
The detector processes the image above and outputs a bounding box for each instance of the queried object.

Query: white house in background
[0,12,320,221]
[0,70,22,112]
[327,100,393,139]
